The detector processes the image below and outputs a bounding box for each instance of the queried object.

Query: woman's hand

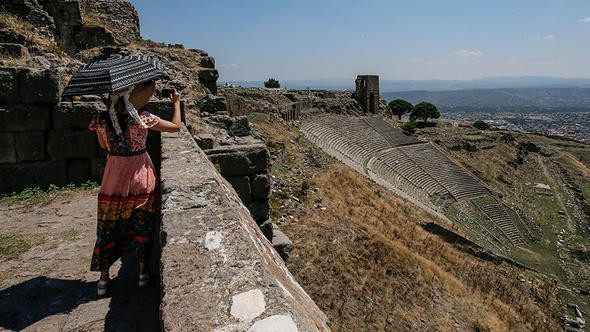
[151,88,182,133]
[170,88,180,104]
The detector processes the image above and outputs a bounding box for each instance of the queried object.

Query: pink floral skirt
[90,153,159,271]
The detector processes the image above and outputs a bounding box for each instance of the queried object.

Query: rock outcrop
[1,0,139,52]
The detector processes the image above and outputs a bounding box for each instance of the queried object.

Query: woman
[88,80,181,295]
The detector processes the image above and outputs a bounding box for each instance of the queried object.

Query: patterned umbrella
[61,54,164,97]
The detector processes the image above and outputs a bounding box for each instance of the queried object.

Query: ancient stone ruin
[301,114,530,253]
[354,75,380,113]
[0,1,328,330]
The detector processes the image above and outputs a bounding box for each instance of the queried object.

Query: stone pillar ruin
[355,75,380,114]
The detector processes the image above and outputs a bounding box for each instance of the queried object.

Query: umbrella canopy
[61,54,165,97]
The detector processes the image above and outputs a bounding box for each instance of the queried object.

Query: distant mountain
[382,87,590,112]
[223,77,590,92]
[380,77,590,92]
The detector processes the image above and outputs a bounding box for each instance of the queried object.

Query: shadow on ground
[0,252,161,331]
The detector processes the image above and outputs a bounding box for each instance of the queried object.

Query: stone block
[18,68,63,104]
[194,134,214,150]
[14,131,46,162]
[272,223,293,261]
[47,130,95,160]
[259,219,273,242]
[0,133,16,164]
[0,67,19,104]
[203,81,217,95]
[251,174,270,199]
[206,144,269,177]
[0,160,67,194]
[197,95,227,113]
[199,56,215,68]
[78,26,116,50]
[204,115,251,136]
[53,102,104,129]
[226,176,252,203]
[0,43,29,58]
[90,157,107,182]
[67,159,90,184]
[0,104,52,132]
[245,201,270,224]
[197,69,219,82]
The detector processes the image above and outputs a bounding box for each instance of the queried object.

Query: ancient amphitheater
[301,114,527,252]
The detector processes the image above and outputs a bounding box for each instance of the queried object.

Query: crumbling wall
[159,126,330,331]
[1,0,138,51]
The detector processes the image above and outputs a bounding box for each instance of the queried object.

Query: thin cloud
[453,49,483,58]
[220,63,239,68]
[577,16,590,23]
[535,34,556,40]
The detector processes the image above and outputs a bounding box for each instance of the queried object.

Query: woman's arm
[96,132,107,149]
[152,89,182,133]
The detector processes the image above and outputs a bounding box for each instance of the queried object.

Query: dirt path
[0,191,161,332]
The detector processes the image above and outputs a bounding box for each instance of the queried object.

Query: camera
[161,88,174,98]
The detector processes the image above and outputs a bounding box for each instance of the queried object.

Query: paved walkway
[0,192,161,331]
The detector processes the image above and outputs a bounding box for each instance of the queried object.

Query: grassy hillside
[420,126,590,316]
[248,112,562,331]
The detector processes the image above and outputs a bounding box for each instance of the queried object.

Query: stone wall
[0,65,183,194]
[206,143,271,224]
[159,126,330,331]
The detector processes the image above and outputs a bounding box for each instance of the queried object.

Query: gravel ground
[0,191,160,332]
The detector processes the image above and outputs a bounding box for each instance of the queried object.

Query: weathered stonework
[159,126,329,331]
[47,130,96,160]
[206,144,269,177]
[0,104,52,132]
[0,160,68,192]
[14,131,46,162]
[53,102,105,129]
[18,68,63,104]
[355,75,380,114]
[0,133,16,164]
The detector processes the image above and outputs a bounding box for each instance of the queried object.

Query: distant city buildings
[441,111,590,144]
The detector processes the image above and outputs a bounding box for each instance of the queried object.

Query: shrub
[473,120,491,130]
[400,119,417,133]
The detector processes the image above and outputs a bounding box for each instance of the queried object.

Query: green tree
[473,120,491,130]
[410,101,440,123]
[388,99,414,120]
[264,78,280,88]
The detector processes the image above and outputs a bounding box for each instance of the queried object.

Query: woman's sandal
[97,278,110,296]
[138,273,150,287]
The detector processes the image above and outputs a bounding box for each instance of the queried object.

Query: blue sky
[128,0,590,81]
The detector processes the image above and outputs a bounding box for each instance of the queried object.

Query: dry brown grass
[285,165,560,331]
[246,114,563,331]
